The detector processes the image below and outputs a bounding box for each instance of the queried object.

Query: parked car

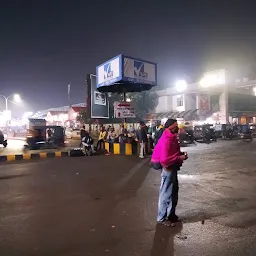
[65,128,81,139]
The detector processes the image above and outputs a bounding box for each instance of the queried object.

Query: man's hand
[179,154,188,161]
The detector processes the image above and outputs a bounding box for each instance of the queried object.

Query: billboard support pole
[123,92,127,129]
[86,74,92,133]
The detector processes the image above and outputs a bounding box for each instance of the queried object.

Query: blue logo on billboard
[134,61,148,79]
[104,62,113,80]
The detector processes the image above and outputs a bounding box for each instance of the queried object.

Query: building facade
[154,74,256,124]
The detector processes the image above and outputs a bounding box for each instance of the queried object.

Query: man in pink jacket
[151,119,188,227]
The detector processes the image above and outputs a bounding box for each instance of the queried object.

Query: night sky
[1,0,256,115]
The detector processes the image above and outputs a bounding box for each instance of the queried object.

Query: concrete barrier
[0,151,69,162]
[104,142,140,155]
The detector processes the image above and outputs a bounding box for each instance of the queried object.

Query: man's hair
[82,125,85,129]
[164,119,177,129]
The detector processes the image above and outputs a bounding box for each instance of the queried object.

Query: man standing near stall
[154,120,164,146]
[137,121,148,158]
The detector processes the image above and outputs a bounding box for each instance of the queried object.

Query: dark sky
[1,0,256,114]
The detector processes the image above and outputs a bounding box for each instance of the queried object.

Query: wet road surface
[0,140,256,255]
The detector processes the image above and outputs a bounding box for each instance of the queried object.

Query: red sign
[198,95,210,111]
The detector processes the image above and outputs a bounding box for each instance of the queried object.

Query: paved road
[0,140,256,255]
[0,139,79,155]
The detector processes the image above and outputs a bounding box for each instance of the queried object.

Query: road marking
[196,183,226,198]
[114,158,149,189]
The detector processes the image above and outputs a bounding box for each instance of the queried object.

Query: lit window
[177,95,184,107]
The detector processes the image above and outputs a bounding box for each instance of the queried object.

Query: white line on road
[196,183,226,198]
[114,158,149,189]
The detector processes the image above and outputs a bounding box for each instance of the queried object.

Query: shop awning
[147,111,179,120]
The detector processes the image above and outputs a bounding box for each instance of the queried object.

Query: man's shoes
[139,155,145,159]
[157,220,176,227]
[168,214,182,223]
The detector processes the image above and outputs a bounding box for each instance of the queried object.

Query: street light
[0,93,21,111]
[175,80,187,92]
[253,87,256,96]
[13,94,21,103]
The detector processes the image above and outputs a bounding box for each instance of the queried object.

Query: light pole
[0,94,21,125]
[0,94,21,111]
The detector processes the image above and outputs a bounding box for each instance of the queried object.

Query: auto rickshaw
[249,123,256,137]
[0,130,7,148]
[239,124,253,142]
[194,124,217,143]
[178,123,195,145]
[25,126,65,150]
[221,124,234,139]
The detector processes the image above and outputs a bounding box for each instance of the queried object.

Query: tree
[76,109,91,124]
[129,91,158,121]
[108,91,158,121]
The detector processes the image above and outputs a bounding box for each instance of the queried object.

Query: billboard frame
[89,74,110,119]
[122,55,157,86]
[96,54,123,88]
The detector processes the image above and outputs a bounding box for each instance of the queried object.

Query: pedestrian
[151,118,188,227]
[137,121,148,158]
[107,127,117,143]
[47,128,53,142]
[154,120,164,146]
[80,125,86,147]
[96,126,107,150]
[81,131,95,155]
[128,125,135,134]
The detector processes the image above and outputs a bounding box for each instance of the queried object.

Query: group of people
[78,122,163,157]
[79,124,134,155]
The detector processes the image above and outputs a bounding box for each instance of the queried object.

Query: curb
[0,151,70,162]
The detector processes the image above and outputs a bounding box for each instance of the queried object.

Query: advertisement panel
[114,101,136,118]
[196,94,210,111]
[123,56,157,86]
[90,74,109,118]
[96,55,122,88]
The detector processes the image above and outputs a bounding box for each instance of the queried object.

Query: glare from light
[161,118,168,126]
[175,80,187,92]
[13,94,21,103]
[22,112,33,120]
[196,121,205,125]
[200,70,225,87]
[126,98,131,102]
[253,87,256,96]
[206,117,214,124]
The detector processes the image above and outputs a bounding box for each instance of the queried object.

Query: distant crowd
[79,121,165,158]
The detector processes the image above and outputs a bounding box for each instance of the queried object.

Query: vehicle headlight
[4,134,7,140]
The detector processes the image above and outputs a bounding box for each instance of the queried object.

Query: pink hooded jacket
[151,129,182,168]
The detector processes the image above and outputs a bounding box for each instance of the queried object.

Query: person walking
[154,120,164,146]
[137,121,148,158]
[151,119,188,227]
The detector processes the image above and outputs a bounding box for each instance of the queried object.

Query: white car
[65,128,81,139]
